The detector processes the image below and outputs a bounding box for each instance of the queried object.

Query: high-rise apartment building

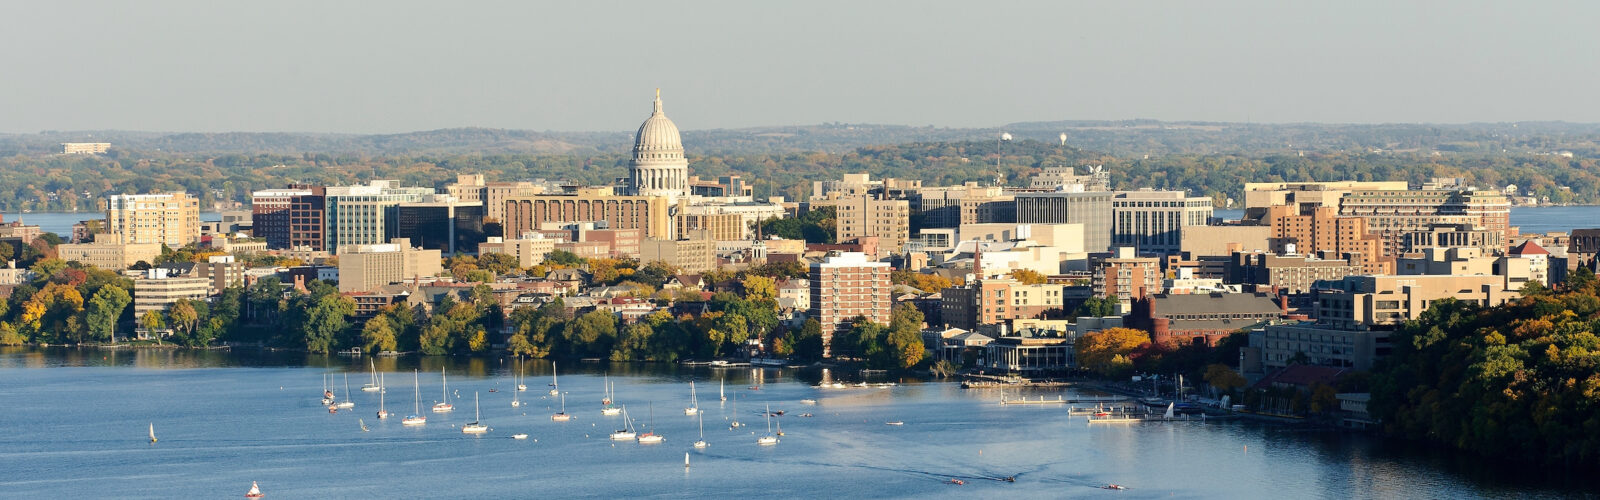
[288,188,327,252]
[1262,205,1388,274]
[1338,189,1511,256]
[1110,190,1214,255]
[1014,191,1113,252]
[1092,247,1163,307]
[104,192,201,246]
[809,252,892,358]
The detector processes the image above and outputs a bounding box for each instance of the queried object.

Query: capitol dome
[628,89,689,201]
[633,92,683,155]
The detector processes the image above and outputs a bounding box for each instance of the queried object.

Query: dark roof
[1151,293,1282,316]
[1252,365,1349,389]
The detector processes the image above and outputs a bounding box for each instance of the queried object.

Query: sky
[4,1,1598,133]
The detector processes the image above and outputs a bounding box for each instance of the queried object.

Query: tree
[886,304,926,369]
[546,250,584,267]
[168,301,200,340]
[298,288,355,353]
[1204,363,1247,393]
[85,284,131,343]
[564,310,617,358]
[140,310,165,343]
[361,315,399,353]
[1071,296,1118,318]
[1008,269,1048,285]
[741,275,777,302]
[793,319,825,361]
[1076,327,1151,376]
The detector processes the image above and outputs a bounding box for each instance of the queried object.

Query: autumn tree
[1076,327,1151,376]
[1008,269,1048,285]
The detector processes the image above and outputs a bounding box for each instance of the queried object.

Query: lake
[1,347,1588,499]
[1215,205,1600,236]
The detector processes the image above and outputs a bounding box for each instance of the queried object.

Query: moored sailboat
[548,362,560,396]
[432,368,454,413]
[609,405,637,440]
[757,404,778,445]
[601,379,621,415]
[683,380,699,415]
[693,411,708,449]
[462,392,488,434]
[402,370,426,426]
[637,403,663,443]
[244,481,264,498]
[551,392,571,422]
[376,373,390,419]
[361,359,382,392]
[336,373,355,409]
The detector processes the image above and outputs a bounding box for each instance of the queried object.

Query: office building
[828,195,910,257]
[1110,190,1214,255]
[1225,252,1365,295]
[57,241,163,270]
[61,142,111,154]
[1014,191,1112,252]
[1091,247,1162,307]
[395,197,487,256]
[503,188,671,240]
[336,238,444,293]
[913,183,1015,229]
[251,187,313,249]
[133,268,211,318]
[324,181,434,253]
[478,233,557,268]
[641,233,716,274]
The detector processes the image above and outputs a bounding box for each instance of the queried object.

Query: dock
[1000,396,1130,405]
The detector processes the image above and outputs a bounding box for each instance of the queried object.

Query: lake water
[2,212,223,238]
[1215,206,1600,236]
[1,348,1588,499]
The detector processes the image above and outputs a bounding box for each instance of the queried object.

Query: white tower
[628,89,690,203]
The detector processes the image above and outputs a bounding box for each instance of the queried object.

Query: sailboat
[462,392,488,434]
[376,373,390,419]
[402,370,426,426]
[336,373,355,409]
[601,380,621,415]
[359,419,369,432]
[757,404,778,445]
[244,481,264,498]
[729,396,742,429]
[321,374,335,405]
[551,392,571,421]
[602,373,613,405]
[693,411,708,449]
[433,368,454,412]
[512,383,522,408]
[609,405,637,440]
[1164,402,1176,420]
[637,403,663,443]
[719,379,726,402]
[548,362,560,396]
[516,357,527,392]
[361,359,382,392]
[148,422,157,444]
[683,380,699,415]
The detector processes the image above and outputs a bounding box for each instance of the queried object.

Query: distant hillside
[8,121,1600,158]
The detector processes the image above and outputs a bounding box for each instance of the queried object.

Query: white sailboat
[462,392,488,434]
[693,411,708,449]
[321,373,335,405]
[551,392,572,421]
[361,359,382,392]
[148,422,157,444]
[516,357,527,392]
[336,373,356,409]
[512,384,522,408]
[637,403,663,443]
[683,380,699,415]
[757,404,778,445]
[548,362,560,396]
[433,368,454,412]
[245,481,264,498]
[602,373,613,405]
[1164,402,1176,420]
[376,373,390,419]
[402,370,426,426]
[719,379,726,402]
[601,380,621,415]
[609,405,637,440]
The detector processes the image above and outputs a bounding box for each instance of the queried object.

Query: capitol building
[628,89,690,203]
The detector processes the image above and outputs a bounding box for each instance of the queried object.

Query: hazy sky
[5,1,1598,133]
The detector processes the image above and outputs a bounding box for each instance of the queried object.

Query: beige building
[133,269,211,318]
[1180,225,1273,257]
[57,241,163,270]
[675,212,744,242]
[478,233,557,268]
[1013,191,1113,252]
[444,174,544,224]
[1092,247,1163,308]
[809,252,892,358]
[62,142,111,154]
[827,195,909,257]
[196,256,248,295]
[914,183,1014,228]
[641,233,715,274]
[104,192,201,246]
[1340,189,1511,256]
[336,238,444,293]
[1242,181,1408,210]
[503,188,672,239]
[1315,274,1521,329]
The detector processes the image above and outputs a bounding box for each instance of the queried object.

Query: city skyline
[6,1,1600,134]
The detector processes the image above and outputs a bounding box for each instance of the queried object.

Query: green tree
[85,284,131,343]
[1071,296,1118,318]
[885,303,927,369]
[360,315,399,353]
[140,310,165,343]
